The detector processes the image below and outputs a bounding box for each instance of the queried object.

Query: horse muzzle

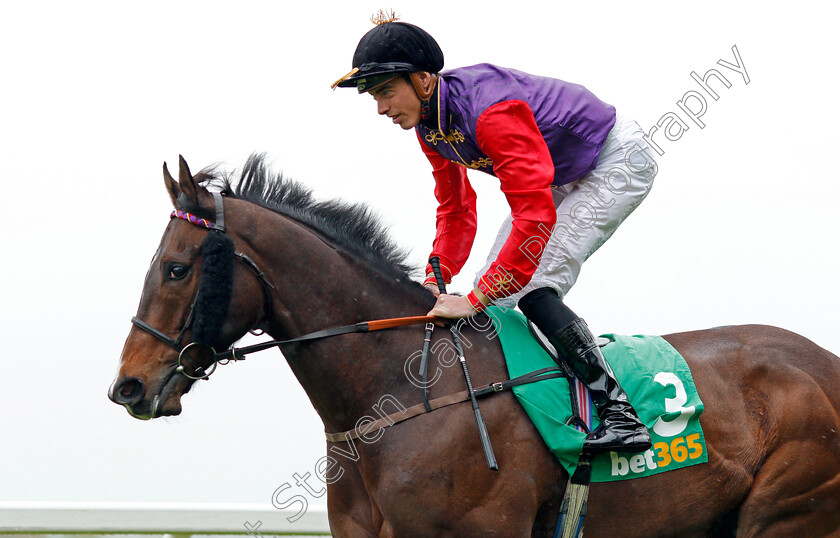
[109,376,145,406]
[108,365,189,419]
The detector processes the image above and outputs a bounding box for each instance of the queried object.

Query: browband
[170,192,226,232]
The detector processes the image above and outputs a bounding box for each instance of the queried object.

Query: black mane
[198,154,419,283]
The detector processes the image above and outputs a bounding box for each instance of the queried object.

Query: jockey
[333,17,656,455]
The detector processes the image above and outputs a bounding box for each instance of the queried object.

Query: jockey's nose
[377,99,389,116]
[109,376,145,406]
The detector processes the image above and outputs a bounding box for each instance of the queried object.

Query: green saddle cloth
[485,306,708,482]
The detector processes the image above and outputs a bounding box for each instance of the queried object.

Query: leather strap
[131,304,196,352]
[211,192,225,232]
[214,315,439,362]
[325,366,564,443]
[419,322,434,412]
[473,367,564,396]
[326,389,471,443]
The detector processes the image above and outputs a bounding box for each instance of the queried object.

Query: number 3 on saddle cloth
[486,306,708,482]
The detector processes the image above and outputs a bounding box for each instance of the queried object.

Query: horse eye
[167,264,189,281]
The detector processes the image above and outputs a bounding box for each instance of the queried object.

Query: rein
[130,192,439,380]
[213,315,440,361]
[135,192,567,463]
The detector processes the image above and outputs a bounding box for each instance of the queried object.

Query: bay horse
[110,155,840,537]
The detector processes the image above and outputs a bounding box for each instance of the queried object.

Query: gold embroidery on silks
[468,157,493,169]
[479,273,515,298]
[447,129,465,143]
[426,129,465,146]
[427,127,490,169]
[490,274,515,294]
[425,131,446,146]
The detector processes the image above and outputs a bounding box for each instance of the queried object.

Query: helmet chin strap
[410,72,437,120]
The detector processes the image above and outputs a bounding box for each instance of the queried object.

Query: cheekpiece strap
[211,192,225,232]
[170,192,226,232]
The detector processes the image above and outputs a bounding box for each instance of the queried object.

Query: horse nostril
[110,377,145,406]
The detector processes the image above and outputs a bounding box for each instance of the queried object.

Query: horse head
[109,156,268,419]
[110,153,439,426]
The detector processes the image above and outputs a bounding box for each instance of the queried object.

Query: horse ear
[178,155,201,203]
[163,162,180,208]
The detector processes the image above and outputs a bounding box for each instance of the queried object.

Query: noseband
[130,192,275,380]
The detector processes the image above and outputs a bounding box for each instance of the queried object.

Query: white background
[1,0,837,513]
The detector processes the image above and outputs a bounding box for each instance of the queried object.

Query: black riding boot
[548,318,651,454]
[519,288,651,455]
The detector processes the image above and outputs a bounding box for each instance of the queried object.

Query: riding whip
[430,257,498,471]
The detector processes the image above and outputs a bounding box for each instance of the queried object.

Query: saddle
[485,306,708,482]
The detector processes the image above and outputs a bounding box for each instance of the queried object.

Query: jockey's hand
[427,293,474,319]
[424,282,441,297]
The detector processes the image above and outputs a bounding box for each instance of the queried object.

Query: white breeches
[475,112,658,308]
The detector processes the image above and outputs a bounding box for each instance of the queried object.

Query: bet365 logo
[610,372,704,477]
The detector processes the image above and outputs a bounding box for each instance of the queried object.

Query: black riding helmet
[332,20,444,93]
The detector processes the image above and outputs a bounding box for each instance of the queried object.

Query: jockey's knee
[518,287,578,335]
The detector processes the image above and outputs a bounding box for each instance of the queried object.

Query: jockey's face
[370,76,422,130]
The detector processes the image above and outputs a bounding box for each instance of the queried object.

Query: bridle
[130,192,275,380]
[128,189,576,481]
[131,191,435,381]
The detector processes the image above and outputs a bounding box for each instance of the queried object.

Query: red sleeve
[473,100,556,300]
[416,130,478,283]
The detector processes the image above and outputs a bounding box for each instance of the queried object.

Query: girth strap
[325,366,564,443]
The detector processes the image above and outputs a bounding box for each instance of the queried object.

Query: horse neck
[230,201,436,432]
